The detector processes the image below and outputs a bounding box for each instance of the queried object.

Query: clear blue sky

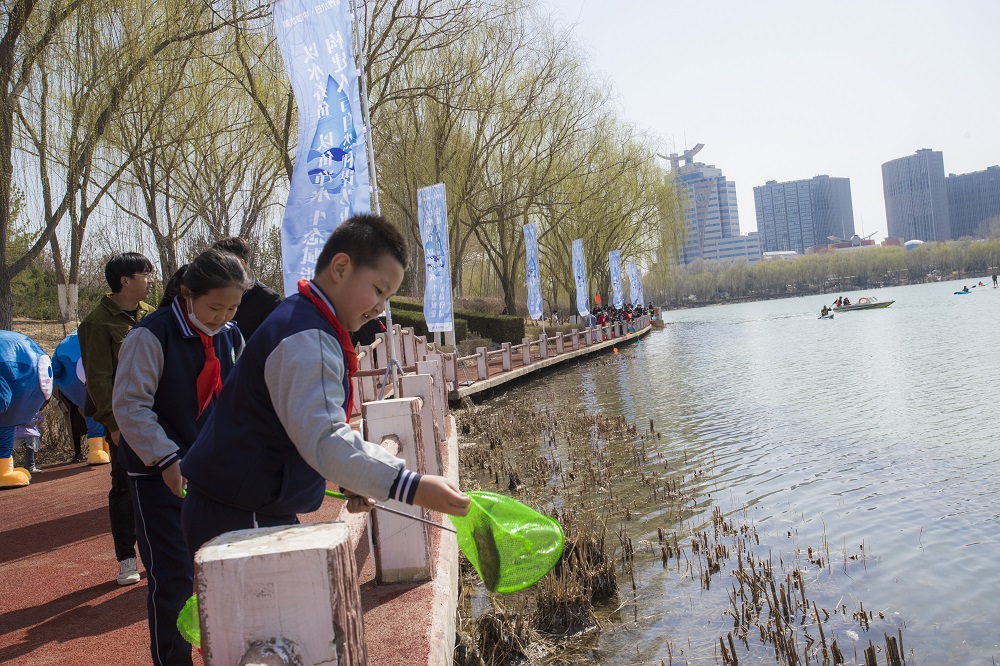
[542,0,1000,240]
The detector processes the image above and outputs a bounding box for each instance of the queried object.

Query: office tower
[753,175,855,253]
[946,165,1000,238]
[882,149,952,241]
[672,148,760,265]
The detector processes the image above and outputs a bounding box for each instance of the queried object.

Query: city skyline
[542,0,1000,243]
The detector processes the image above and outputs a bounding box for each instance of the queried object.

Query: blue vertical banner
[572,239,589,318]
[637,269,645,307]
[627,260,640,306]
[608,251,624,309]
[523,222,543,321]
[273,0,371,296]
[417,183,454,332]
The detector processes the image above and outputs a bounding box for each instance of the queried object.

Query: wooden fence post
[196,523,365,665]
[501,342,512,371]
[416,356,448,430]
[364,398,431,583]
[539,333,547,359]
[400,327,416,367]
[476,347,488,380]
[359,346,376,403]
[571,329,579,351]
[400,373,443,477]
[375,332,388,369]
[414,334,428,363]
[522,338,531,365]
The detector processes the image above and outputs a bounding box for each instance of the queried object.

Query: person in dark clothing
[78,251,156,586]
[211,237,282,340]
[351,315,386,347]
[56,391,87,462]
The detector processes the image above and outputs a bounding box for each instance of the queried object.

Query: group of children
[72,215,470,666]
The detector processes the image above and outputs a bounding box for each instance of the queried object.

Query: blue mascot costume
[0,331,53,488]
[52,332,109,465]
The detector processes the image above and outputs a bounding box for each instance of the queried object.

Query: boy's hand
[162,460,185,498]
[341,489,376,513]
[413,476,471,517]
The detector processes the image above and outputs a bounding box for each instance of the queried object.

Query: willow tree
[3,0,265,327]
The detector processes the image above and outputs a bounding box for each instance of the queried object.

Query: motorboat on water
[832,296,893,312]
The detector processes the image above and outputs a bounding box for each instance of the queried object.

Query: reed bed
[455,400,911,665]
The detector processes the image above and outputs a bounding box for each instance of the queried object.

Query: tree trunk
[0,267,12,330]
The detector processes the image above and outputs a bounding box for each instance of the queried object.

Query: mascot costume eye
[0,331,54,488]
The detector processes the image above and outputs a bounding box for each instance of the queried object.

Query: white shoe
[117,557,141,586]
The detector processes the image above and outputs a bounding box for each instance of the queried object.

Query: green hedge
[453,308,524,345]
[389,307,468,343]
[389,298,423,312]
[389,298,524,344]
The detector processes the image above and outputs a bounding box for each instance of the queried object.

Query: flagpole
[351,0,400,396]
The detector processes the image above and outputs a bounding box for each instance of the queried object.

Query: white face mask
[185,296,226,337]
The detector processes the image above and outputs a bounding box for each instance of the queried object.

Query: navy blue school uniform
[113,297,243,666]
[181,280,420,560]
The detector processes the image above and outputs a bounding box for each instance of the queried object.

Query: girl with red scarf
[113,248,249,666]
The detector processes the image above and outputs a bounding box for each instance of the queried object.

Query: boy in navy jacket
[181,214,469,558]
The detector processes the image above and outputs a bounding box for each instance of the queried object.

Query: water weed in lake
[455,401,913,664]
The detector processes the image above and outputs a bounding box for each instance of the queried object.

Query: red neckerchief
[297,279,358,415]
[182,308,223,418]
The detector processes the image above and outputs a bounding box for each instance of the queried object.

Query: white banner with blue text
[628,260,641,306]
[523,222,543,321]
[273,0,371,295]
[417,183,454,332]
[572,239,590,317]
[609,251,624,309]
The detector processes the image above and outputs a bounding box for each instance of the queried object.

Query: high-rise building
[882,149,952,241]
[946,165,1000,238]
[753,175,855,254]
[673,150,760,265]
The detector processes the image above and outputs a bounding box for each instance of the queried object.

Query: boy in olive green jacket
[78,252,155,586]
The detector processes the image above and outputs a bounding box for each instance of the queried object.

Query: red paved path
[1,320,445,659]
[1,460,166,665]
[0,456,440,665]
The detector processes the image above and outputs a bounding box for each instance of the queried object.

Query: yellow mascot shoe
[86,437,110,466]
[0,457,30,488]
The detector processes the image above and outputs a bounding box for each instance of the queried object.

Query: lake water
[462,279,1000,664]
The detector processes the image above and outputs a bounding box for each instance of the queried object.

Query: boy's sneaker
[27,464,41,473]
[117,558,140,586]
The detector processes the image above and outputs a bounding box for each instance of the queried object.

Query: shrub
[388,307,468,343]
[389,298,525,344]
[453,308,524,345]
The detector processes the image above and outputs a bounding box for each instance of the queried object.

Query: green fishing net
[178,594,200,649]
[449,490,564,594]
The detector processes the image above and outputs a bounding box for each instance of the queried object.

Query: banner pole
[351,0,399,396]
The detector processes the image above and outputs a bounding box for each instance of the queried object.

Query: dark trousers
[69,405,86,458]
[181,486,297,564]
[108,437,136,562]
[130,475,193,666]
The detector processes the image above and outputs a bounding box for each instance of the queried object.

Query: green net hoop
[449,490,564,594]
